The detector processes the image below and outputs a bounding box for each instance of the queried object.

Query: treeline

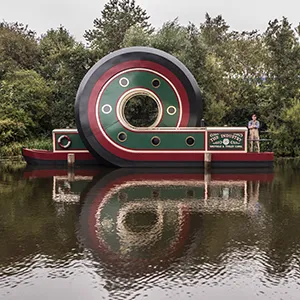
[0,0,299,156]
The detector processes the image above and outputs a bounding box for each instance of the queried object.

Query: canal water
[1,161,300,300]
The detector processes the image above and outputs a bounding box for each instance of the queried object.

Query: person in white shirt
[248,114,260,153]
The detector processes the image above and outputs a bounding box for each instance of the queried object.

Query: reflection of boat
[23,165,113,204]
[78,168,274,273]
[22,164,110,179]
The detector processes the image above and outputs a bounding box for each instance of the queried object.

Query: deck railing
[248,131,272,152]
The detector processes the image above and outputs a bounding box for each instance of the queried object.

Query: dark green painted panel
[99,71,180,129]
[106,121,205,150]
[55,133,87,150]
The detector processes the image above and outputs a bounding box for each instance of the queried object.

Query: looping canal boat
[22,46,274,168]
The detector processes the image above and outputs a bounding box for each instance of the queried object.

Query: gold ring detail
[151,136,161,147]
[167,106,177,116]
[117,132,127,142]
[185,136,195,147]
[151,78,161,88]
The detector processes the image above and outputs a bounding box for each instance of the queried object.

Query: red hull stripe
[22,148,274,163]
[22,148,96,161]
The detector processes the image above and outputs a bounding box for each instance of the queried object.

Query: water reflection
[4,164,300,299]
[77,169,272,275]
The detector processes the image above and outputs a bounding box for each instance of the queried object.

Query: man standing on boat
[248,114,260,153]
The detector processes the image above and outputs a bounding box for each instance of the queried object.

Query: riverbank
[0,138,52,157]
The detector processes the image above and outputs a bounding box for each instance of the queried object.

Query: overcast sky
[1,0,299,41]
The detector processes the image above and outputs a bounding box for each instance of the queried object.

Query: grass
[0,137,52,157]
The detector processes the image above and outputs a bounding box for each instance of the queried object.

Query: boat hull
[22,148,100,166]
[22,147,274,168]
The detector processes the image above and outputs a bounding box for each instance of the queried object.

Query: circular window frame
[151,78,161,88]
[102,104,112,114]
[117,131,127,143]
[167,105,177,116]
[151,136,161,147]
[119,77,129,88]
[185,136,195,147]
[117,88,163,129]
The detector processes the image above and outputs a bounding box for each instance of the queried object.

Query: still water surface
[1,162,300,299]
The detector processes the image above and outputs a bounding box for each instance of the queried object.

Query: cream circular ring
[117,88,163,129]
[167,106,177,115]
[119,77,129,87]
[102,104,112,114]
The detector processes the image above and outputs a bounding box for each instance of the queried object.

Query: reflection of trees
[124,95,158,127]
[259,166,300,278]
[0,171,80,270]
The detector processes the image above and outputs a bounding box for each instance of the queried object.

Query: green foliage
[0,137,52,157]
[39,26,97,128]
[122,24,152,47]
[0,21,40,79]
[0,0,299,157]
[0,119,27,146]
[0,70,52,135]
[204,99,227,126]
[84,0,153,55]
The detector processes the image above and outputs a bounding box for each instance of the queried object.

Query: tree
[0,70,53,141]
[84,0,153,55]
[0,21,40,80]
[262,17,300,122]
[122,24,152,47]
[39,26,98,128]
[260,18,300,155]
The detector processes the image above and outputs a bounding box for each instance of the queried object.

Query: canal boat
[22,46,274,168]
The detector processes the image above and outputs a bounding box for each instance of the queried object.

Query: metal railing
[248,132,273,152]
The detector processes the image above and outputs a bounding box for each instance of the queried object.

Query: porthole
[102,104,112,114]
[167,106,177,116]
[119,77,129,87]
[151,136,161,146]
[118,132,127,142]
[152,78,160,88]
[186,136,195,147]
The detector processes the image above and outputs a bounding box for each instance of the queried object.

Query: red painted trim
[211,152,274,162]
[22,148,274,163]
[22,148,96,161]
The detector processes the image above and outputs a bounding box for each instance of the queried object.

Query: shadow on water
[2,163,300,299]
